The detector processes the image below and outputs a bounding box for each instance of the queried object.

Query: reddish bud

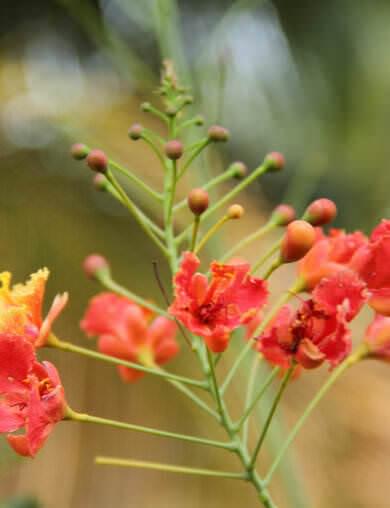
[303,198,337,226]
[207,125,230,142]
[280,220,316,263]
[230,161,247,179]
[271,204,296,226]
[165,140,183,160]
[188,188,209,216]
[265,152,285,171]
[83,254,110,279]
[93,174,107,191]
[227,204,244,219]
[86,149,108,173]
[70,143,89,160]
[128,123,144,141]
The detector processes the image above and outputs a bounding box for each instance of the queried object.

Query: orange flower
[0,269,68,348]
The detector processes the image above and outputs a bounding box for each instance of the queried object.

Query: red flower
[81,293,178,382]
[0,269,68,348]
[350,220,390,316]
[0,334,66,457]
[298,229,367,289]
[364,314,390,361]
[169,252,268,352]
[258,272,366,370]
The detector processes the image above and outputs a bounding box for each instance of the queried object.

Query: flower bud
[140,102,152,112]
[166,105,177,117]
[194,115,204,126]
[128,123,144,141]
[303,198,337,226]
[280,220,316,263]
[227,204,244,220]
[264,152,285,171]
[93,174,107,192]
[70,143,89,160]
[230,161,247,179]
[187,188,209,216]
[271,204,296,226]
[165,140,183,160]
[86,149,108,174]
[83,254,110,279]
[207,125,230,142]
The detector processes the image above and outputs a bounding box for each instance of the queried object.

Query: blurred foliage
[0,497,41,508]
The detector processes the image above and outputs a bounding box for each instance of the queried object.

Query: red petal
[0,334,35,392]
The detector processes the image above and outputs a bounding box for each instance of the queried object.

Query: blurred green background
[1,1,390,507]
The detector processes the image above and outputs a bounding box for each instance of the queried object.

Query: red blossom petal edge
[169,252,268,352]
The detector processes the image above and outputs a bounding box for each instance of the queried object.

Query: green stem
[173,166,236,215]
[177,116,204,132]
[141,132,165,165]
[164,123,180,271]
[102,179,165,239]
[108,159,162,201]
[48,334,206,389]
[179,138,211,179]
[205,347,226,424]
[190,216,201,251]
[236,366,279,433]
[265,345,368,485]
[242,355,261,445]
[220,221,277,263]
[251,239,281,274]
[66,407,231,450]
[177,159,272,242]
[96,272,169,317]
[166,377,220,421]
[262,258,282,281]
[143,103,169,125]
[194,215,229,254]
[95,456,247,480]
[248,365,294,470]
[106,170,168,256]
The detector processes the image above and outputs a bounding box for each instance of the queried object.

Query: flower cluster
[2,62,390,508]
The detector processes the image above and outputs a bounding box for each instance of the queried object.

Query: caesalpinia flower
[258,272,367,370]
[81,293,178,382]
[364,314,390,361]
[0,269,68,348]
[350,219,390,316]
[169,252,268,352]
[298,228,367,290]
[0,334,66,457]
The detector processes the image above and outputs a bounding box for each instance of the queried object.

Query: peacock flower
[169,252,268,352]
[258,272,367,370]
[0,334,66,457]
[350,219,390,316]
[0,269,68,348]
[81,292,178,382]
[298,228,367,290]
